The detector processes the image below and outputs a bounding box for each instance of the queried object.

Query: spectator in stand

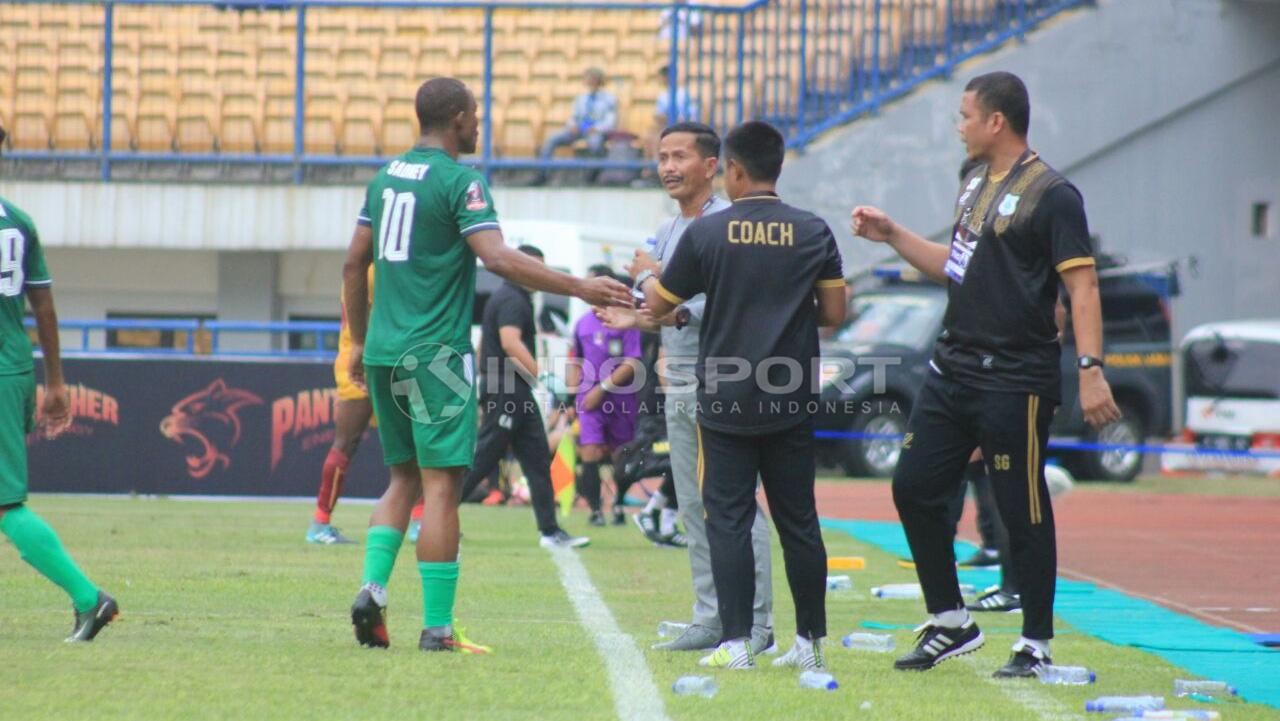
[534,68,618,185]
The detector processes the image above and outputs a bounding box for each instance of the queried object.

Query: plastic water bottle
[1037,665,1096,685]
[842,632,895,653]
[672,676,718,698]
[1174,680,1237,698]
[799,671,838,690]
[1133,711,1221,720]
[1085,696,1164,713]
[871,584,922,599]
[827,575,853,591]
[657,621,689,639]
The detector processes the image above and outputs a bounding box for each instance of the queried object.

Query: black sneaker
[631,510,662,544]
[611,508,627,526]
[893,618,985,671]
[958,548,1000,567]
[351,586,389,649]
[967,587,1022,613]
[419,628,491,654]
[66,591,119,642]
[588,510,606,527]
[993,644,1051,678]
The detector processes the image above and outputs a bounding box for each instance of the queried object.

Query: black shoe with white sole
[993,645,1051,678]
[893,618,984,671]
[967,587,1022,613]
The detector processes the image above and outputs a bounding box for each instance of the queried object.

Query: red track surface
[816,481,1280,634]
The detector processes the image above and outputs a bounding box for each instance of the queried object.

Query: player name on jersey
[727,220,795,246]
[386,160,430,181]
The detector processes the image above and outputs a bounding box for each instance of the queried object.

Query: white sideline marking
[962,656,1086,721]
[546,546,672,721]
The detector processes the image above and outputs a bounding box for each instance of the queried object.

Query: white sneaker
[698,638,755,669]
[539,529,590,549]
[772,637,827,670]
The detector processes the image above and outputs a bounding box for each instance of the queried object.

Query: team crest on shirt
[998,194,1020,217]
[465,181,488,211]
[608,338,623,357]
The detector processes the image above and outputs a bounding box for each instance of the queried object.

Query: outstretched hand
[580,275,633,307]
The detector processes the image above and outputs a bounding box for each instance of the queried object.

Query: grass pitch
[3,495,1277,721]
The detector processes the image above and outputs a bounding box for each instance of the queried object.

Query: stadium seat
[53,91,97,151]
[220,90,261,154]
[341,90,383,156]
[176,87,219,153]
[262,96,296,155]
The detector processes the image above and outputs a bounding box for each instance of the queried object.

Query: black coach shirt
[480,281,537,398]
[656,192,844,435]
[936,154,1094,400]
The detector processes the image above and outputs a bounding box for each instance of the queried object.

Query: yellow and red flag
[549,427,577,517]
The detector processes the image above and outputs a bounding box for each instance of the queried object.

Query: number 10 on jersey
[378,190,415,262]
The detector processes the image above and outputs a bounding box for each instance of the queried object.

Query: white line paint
[1060,566,1267,634]
[546,546,673,721]
[962,655,1086,721]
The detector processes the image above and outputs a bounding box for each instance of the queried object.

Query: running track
[815,481,1280,634]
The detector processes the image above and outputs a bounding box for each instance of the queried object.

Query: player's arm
[467,229,630,307]
[26,287,70,435]
[630,226,703,317]
[1060,265,1120,429]
[851,206,949,284]
[815,226,848,328]
[1046,183,1120,429]
[498,326,539,383]
[342,223,374,388]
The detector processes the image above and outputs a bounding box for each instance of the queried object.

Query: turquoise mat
[821,518,1280,709]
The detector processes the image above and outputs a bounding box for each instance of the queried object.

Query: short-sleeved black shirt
[656,192,845,435]
[935,157,1094,400]
[480,281,536,398]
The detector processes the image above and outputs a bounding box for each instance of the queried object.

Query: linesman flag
[549,425,577,517]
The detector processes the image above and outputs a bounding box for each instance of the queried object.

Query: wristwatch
[1077,355,1105,370]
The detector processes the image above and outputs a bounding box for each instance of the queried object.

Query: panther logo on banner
[159,379,264,479]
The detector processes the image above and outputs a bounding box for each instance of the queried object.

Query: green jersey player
[0,122,118,641]
[342,77,631,653]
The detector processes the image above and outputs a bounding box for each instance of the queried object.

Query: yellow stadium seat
[262,96,296,155]
[341,91,383,156]
[335,41,375,84]
[137,94,175,153]
[176,87,219,153]
[53,92,97,151]
[303,82,341,155]
[12,94,52,151]
[220,91,261,154]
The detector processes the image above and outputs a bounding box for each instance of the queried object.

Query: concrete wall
[781,0,1280,341]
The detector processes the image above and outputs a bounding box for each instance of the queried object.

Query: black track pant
[950,461,1018,594]
[659,470,678,510]
[462,392,560,536]
[894,372,1056,640]
[700,418,826,641]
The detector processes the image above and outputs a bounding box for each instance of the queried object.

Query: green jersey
[360,147,500,366]
[0,197,51,376]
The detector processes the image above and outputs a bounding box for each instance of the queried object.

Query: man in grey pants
[598,122,774,654]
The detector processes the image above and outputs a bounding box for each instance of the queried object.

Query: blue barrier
[24,317,341,357]
[814,429,1280,461]
[4,0,1093,181]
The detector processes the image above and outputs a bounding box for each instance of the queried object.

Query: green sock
[360,526,404,589]
[1,506,100,613]
[418,561,460,629]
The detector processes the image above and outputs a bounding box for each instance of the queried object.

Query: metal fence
[1,0,1091,182]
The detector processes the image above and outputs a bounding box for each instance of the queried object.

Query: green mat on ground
[821,518,1280,709]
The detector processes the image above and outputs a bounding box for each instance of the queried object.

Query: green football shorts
[0,371,36,506]
[365,349,477,469]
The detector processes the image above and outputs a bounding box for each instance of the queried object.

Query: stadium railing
[1,0,1093,182]
[24,317,341,357]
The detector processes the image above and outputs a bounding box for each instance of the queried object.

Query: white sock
[1016,636,1051,657]
[659,508,679,536]
[933,608,970,628]
[725,637,750,656]
[643,492,667,514]
[793,634,813,651]
[362,582,388,607]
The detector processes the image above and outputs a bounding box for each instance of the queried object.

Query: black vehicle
[816,256,1179,481]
